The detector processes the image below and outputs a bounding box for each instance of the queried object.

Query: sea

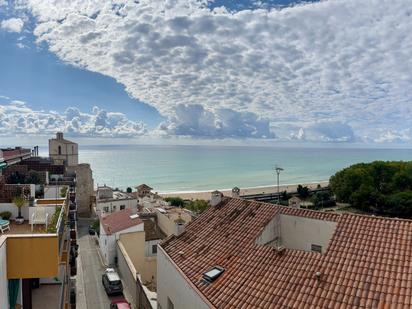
[37,144,412,193]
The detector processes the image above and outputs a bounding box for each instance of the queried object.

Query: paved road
[77,218,111,309]
[77,219,135,309]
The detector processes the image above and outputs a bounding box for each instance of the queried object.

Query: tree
[186,199,209,214]
[330,161,412,217]
[280,190,290,201]
[126,187,132,194]
[12,196,26,219]
[165,197,185,207]
[297,185,310,199]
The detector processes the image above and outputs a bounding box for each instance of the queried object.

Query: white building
[48,132,78,166]
[96,186,138,215]
[99,209,144,265]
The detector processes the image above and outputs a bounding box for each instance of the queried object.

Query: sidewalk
[76,245,87,309]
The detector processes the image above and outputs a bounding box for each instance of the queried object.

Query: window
[112,206,116,211]
[311,244,322,253]
[152,244,157,254]
[203,266,225,283]
[103,206,109,213]
[167,297,174,309]
[120,205,125,210]
[58,145,61,155]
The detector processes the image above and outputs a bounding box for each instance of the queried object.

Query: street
[77,218,111,308]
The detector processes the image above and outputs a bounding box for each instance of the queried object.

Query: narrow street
[77,218,111,309]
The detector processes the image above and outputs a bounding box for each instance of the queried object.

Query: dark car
[88,224,95,235]
[110,299,131,309]
[102,268,123,296]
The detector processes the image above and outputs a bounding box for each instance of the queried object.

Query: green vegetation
[185,199,209,214]
[47,206,62,233]
[7,171,43,185]
[165,197,185,207]
[60,186,68,198]
[126,187,132,193]
[0,211,12,220]
[311,191,335,208]
[12,196,26,219]
[297,185,310,198]
[91,219,100,234]
[330,161,412,217]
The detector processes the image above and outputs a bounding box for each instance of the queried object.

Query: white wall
[0,237,9,309]
[145,239,162,257]
[99,223,144,265]
[157,249,209,309]
[96,198,137,215]
[0,203,29,220]
[279,214,337,253]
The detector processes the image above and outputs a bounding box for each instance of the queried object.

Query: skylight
[203,266,225,283]
[130,214,139,219]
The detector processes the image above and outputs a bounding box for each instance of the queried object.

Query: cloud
[158,104,273,138]
[7,0,412,142]
[0,100,147,138]
[1,18,24,33]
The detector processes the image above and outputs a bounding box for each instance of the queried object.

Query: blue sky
[0,0,411,144]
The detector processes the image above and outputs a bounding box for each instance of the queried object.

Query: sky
[0,0,411,144]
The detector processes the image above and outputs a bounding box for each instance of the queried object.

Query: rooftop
[101,209,143,235]
[161,197,412,308]
[143,219,166,241]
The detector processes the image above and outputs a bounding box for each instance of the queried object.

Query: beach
[159,181,330,200]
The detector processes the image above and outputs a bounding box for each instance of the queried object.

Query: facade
[0,188,78,309]
[99,209,144,265]
[67,163,94,215]
[158,196,412,309]
[49,132,78,166]
[96,185,137,215]
[0,147,32,175]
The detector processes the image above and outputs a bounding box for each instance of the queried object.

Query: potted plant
[12,196,26,224]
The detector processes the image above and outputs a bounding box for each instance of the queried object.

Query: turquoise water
[62,144,412,192]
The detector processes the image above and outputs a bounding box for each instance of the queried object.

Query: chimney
[232,187,240,198]
[56,132,64,140]
[210,190,223,207]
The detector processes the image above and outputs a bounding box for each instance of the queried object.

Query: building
[49,132,78,167]
[135,184,153,198]
[155,206,192,236]
[0,185,78,309]
[99,209,144,265]
[0,147,32,175]
[67,163,94,215]
[158,195,412,309]
[96,185,138,215]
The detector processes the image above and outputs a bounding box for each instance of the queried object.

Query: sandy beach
[159,181,329,200]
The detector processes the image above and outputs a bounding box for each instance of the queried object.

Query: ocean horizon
[36,144,412,193]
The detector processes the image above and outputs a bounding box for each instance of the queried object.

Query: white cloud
[1,17,24,32]
[0,100,147,137]
[9,0,412,141]
[158,104,273,138]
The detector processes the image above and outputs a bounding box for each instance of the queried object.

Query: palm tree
[12,196,26,221]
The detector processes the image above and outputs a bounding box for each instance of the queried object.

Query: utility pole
[275,166,284,205]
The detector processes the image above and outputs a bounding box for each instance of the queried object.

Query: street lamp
[275,166,284,205]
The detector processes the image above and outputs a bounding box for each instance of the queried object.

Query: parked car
[88,224,95,235]
[110,299,131,309]
[102,268,123,295]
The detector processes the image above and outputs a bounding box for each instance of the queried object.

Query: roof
[161,197,412,308]
[135,184,153,190]
[101,209,143,235]
[143,219,166,241]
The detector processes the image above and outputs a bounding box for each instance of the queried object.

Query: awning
[0,162,6,170]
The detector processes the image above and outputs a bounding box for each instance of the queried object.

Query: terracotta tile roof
[161,197,412,308]
[101,209,143,235]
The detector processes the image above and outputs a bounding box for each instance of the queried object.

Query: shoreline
[159,180,329,200]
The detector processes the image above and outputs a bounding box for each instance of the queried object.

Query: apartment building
[0,187,78,309]
[96,186,138,215]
